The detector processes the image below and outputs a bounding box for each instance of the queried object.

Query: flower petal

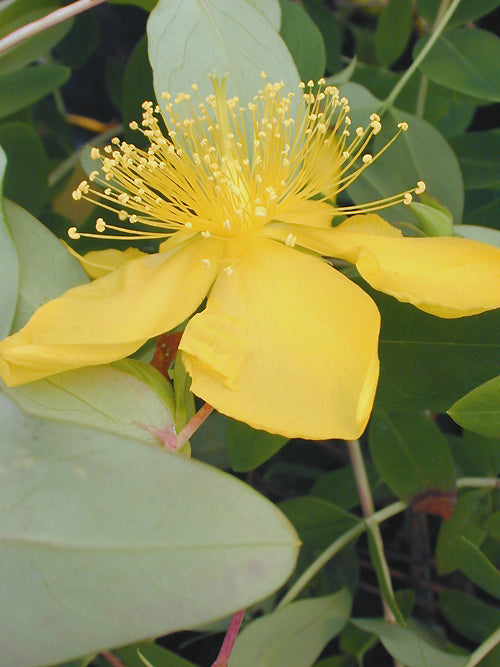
[180,237,380,440]
[267,215,500,318]
[273,199,335,228]
[79,247,148,279]
[0,236,222,386]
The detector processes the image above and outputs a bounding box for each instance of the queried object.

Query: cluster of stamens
[70,73,425,242]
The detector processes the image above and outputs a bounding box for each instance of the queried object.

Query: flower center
[69,75,425,244]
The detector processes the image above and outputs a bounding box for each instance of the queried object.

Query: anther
[200,258,211,268]
[362,154,373,164]
[398,121,409,131]
[415,180,426,195]
[404,193,413,205]
[223,266,234,276]
[285,233,297,248]
[90,147,100,160]
[96,218,106,232]
[201,230,211,238]
[68,227,80,239]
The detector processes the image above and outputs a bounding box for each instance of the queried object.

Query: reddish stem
[101,652,126,667]
[211,610,245,667]
[176,402,214,449]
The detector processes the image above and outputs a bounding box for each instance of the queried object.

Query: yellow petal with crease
[0,236,222,386]
[267,215,500,318]
[273,199,335,228]
[80,247,148,279]
[180,237,380,440]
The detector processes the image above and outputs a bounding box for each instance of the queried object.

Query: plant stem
[457,477,500,490]
[0,0,109,57]
[176,402,214,449]
[48,123,123,189]
[464,626,500,667]
[415,0,452,118]
[211,610,245,667]
[277,500,407,609]
[347,440,397,624]
[381,0,461,113]
[101,652,126,667]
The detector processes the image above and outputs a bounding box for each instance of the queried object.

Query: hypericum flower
[0,76,499,440]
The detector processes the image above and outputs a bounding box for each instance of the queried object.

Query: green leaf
[370,289,500,412]
[347,105,464,225]
[278,0,326,82]
[417,0,500,27]
[436,489,491,575]
[302,0,341,74]
[279,497,360,550]
[484,511,500,540]
[3,199,87,331]
[110,0,158,9]
[450,130,500,191]
[448,431,500,478]
[226,418,288,472]
[366,530,405,625]
[0,392,299,667]
[415,29,500,103]
[94,641,197,667]
[375,0,413,67]
[440,589,500,643]
[147,0,300,106]
[316,656,357,667]
[448,375,500,439]
[122,35,156,149]
[455,537,500,600]
[0,123,48,215]
[0,149,19,339]
[230,590,352,667]
[1,361,176,446]
[0,64,70,120]
[248,0,281,30]
[352,619,468,667]
[0,9,73,76]
[410,201,454,236]
[369,411,456,503]
[54,10,100,70]
[455,224,500,248]
[311,464,382,510]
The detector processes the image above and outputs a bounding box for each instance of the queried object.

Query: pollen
[68,77,426,244]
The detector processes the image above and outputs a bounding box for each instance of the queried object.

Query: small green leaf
[4,199,87,331]
[451,130,500,191]
[410,201,454,236]
[0,9,73,76]
[230,590,352,667]
[278,0,326,82]
[440,589,500,643]
[369,412,456,503]
[279,496,360,550]
[0,64,70,119]
[375,0,413,67]
[0,392,299,667]
[448,375,500,439]
[415,29,500,103]
[366,529,405,625]
[455,537,500,599]
[0,124,48,215]
[147,0,299,106]
[0,149,19,338]
[352,619,468,667]
[226,418,288,472]
[436,489,491,575]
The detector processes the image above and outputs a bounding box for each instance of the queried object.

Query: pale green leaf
[0,149,19,338]
[352,619,468,666]
[4,199,87,332]
[147,0,300,105]
[0,393,299,667]
[455,225,500,248]
[448,375,500,439]
[1,361,176,446]
[229,590,352,667]
[247,0,281,29]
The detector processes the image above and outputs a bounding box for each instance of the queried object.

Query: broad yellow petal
[0,237,222,386]
[267,215,500,318]
[273,199,335,228]
[80,247,147,279]
[180,237,380,440]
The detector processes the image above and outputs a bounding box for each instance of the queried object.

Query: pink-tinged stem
[0,0,109,57]
[211,610,245,667]
[101,651,126,667]
[176,402,214,449]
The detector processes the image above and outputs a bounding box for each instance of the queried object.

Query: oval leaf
[0,149,19,338]
[375,0,413,67]
[448,375,500,439]
[229,590,352,667]
[0,64,70,119]
[226,418,288,472]
[415,29,500,103]
[147,0,300,105]
[4,199,87,331]
[279,0,326,82]
[0,393,299,667]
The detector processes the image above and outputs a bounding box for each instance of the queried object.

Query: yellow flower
[0,76,499,440]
